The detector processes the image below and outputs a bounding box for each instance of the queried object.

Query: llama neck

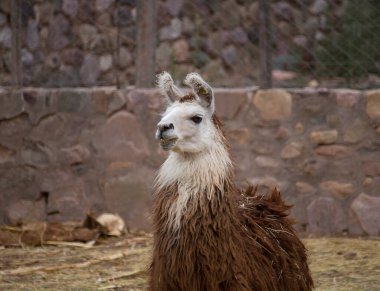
[156,140,232,196]
[155,139,233,231]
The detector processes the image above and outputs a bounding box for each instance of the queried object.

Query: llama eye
[190,115,202,124]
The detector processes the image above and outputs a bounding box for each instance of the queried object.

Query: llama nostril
[160,123,174,132]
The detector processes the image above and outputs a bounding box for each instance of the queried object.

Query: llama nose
[158,123,174,138]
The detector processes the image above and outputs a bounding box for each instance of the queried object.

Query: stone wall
[1,87,380,236]
[0,0,351,87]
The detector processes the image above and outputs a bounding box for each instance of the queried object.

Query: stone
[302,158,327,176]
[61,145,90,165]
[21,49,34,67]
[320,181,354,198]
[0,144,14,164]
[210,0,240,30]
[159,18,182,40]
[47,180,90,222]
[203,59,227,85]
[92,111,150,163]
[293,35,308,48]
[309,130,338,144]
[295,122,304,134]
[351,193,380,236]
[253,90,292,121]
[22,90,56,125]
[207,30,230,56]
[226,128,250,145]
[57,90,89,113]
[62,0,79,18]
[307,197,347,234]
[182,17,195,35]
[315,145,353,157]
[366,90,380,120]
[80,54,100,86]
[296,181,315,193]
[99,54,113,72]
[281,142,303,159]
[278,21,292,36]
[221,45,237,67]
[165,0,184,16]
[21,145,50,167]
[78,24,97,49]
[46,53,61,69]
[0,26,11,48]
[6,200,46,225]
[96,0,114,11]
[276,126,289,140]
[0,13,6,26]
[156,42,172,69]
[362,160,380,177]
[230,27,248,44]
[272,70,296,82]
[0,91,24,119]
[273,1,294,22]
[47,14,70,50]
[112,5,132,27]
[191,50,211,69]
[107,90,126,115]
[0,0,11,14]
[310,0,328,14]
[255,156,279,168]
[336,89,360,107]
[214,88,249,119]
[249,176,288,193]
[173,39,189,62]
[118,46,132,68]
[343,118,368,144]
[26,19,39,51]
[61,48,83,67]
[362,177,373,187]
[104,167,154,230]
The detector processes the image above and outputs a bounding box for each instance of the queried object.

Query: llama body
[150,72,313,291]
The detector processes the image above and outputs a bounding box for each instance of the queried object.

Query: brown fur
[150,115,314,291]
[179,93,197,103]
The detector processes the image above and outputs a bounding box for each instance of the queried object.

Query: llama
[150,72,314,291]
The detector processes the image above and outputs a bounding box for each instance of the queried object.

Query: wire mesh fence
[0,0,379,89]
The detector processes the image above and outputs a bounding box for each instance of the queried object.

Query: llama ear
[157,71,183,104]
[184,72,214,113]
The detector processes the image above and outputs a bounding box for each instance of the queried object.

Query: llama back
[239,186,314,291]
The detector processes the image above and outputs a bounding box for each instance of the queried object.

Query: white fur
[157,102,213,153]
[156,71,183,103]
[184,72,215,113]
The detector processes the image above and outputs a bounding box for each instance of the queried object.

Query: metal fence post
[259,0,272,89]
[11,0,22,89]
[135,0,157,88]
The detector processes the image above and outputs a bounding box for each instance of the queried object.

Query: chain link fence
[0,0,379,89]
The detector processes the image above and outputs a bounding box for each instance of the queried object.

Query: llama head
[156,72,219,154]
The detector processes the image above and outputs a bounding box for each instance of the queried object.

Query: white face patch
[157,101,215,153]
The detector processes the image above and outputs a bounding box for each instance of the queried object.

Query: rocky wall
[0,0,350,87]
[1,86,380,236]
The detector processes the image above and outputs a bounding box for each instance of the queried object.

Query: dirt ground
[0,234,379,291]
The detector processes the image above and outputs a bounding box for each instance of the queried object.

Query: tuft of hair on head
[156,71,183,103]
[184,72,214,112]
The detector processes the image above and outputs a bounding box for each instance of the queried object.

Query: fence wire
[0,0,379,89]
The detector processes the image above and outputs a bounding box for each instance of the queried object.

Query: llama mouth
[160,138,178,150]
